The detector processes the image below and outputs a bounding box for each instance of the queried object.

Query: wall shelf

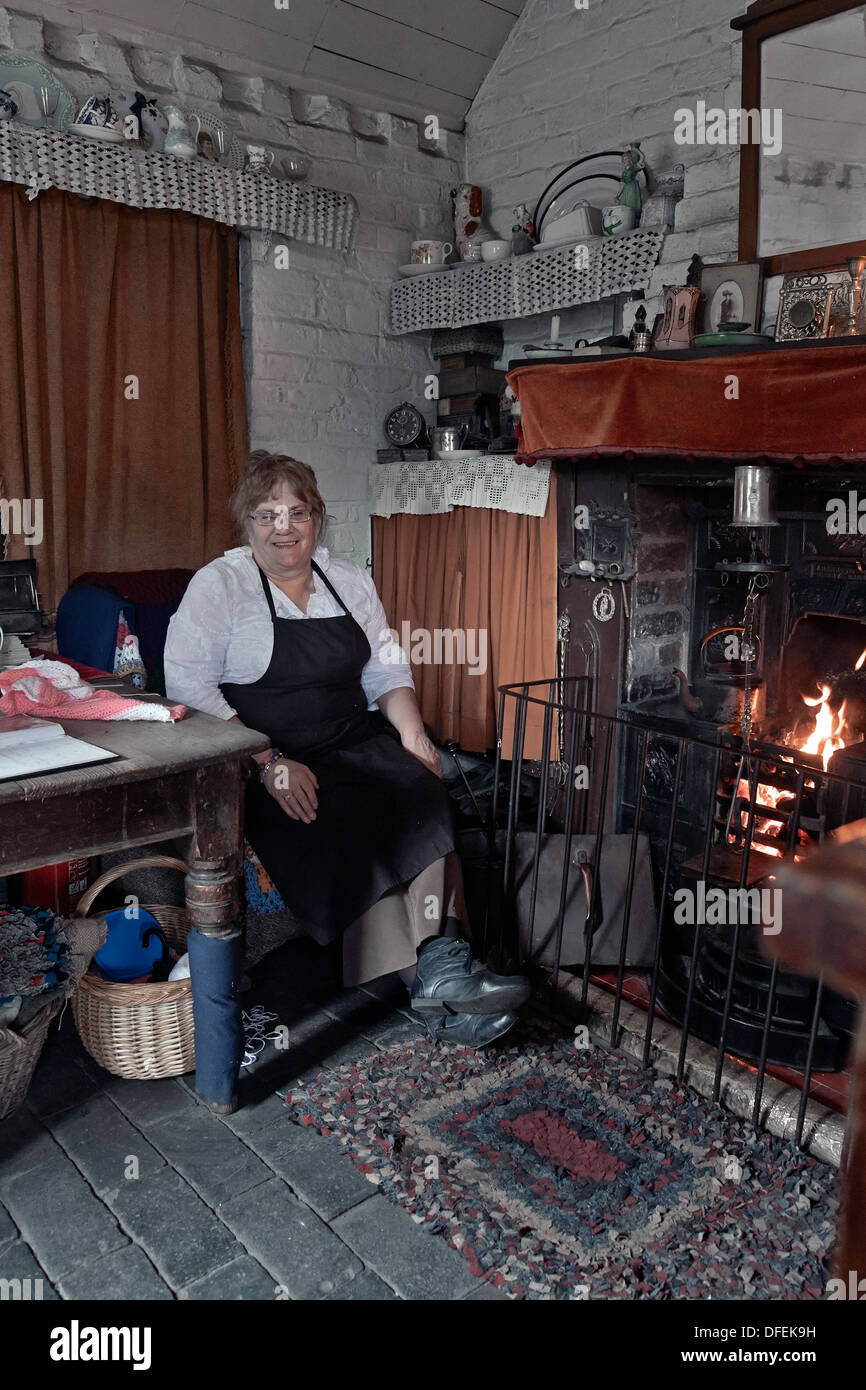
[390,230,664,334]
[0,120,358,251]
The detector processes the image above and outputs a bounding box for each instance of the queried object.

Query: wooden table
[0,701,269,1098]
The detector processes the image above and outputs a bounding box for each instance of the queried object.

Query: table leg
[185,860,244,1111]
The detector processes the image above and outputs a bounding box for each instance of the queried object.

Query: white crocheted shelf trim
[390,230,664,333]
[0,121,358,250]
[370,455,551,519]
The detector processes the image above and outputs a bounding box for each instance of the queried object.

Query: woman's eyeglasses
[249,507,313,527]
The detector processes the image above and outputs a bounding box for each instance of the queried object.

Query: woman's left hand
[402,728,443,779]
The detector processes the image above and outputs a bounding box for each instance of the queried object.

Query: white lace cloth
[390,231,664,333]
[370,455,551,519]
[0,121,357,250]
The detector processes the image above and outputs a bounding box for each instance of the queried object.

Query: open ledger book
[0,715,119,781]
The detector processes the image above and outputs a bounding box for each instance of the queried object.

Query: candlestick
[550,314,561,344]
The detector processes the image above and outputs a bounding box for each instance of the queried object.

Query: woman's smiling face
[247,481,317,579]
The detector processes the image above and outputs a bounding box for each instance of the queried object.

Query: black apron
[221,561,455,945]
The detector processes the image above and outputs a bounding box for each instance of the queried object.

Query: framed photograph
[697,261,763,335]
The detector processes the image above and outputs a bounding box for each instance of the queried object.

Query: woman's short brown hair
[231,451,328,545]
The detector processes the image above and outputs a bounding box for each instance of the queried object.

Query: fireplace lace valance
[509,345,866,465]
[0,121,358,250]
[369,455,551,518]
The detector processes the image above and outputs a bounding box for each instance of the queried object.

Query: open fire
[729,646,866,858]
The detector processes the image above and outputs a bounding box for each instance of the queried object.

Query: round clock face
[385,402,425,447]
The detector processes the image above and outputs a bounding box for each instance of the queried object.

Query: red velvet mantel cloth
[508,344,866,466]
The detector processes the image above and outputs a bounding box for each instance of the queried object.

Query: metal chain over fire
[739,573,767,746]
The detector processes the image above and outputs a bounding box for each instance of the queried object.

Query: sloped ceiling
[23,0,529,128]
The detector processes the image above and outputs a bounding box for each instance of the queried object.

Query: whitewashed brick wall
[466,0,750,362]
[1,6,463,567]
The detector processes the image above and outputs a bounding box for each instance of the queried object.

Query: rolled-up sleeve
[164,567,237,720]
[357,574,415,708]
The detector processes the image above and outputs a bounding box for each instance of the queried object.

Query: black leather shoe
[411,938,530,1016]
[421,1009,518,1048]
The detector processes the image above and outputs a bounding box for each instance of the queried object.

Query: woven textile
[286,1017,837,1300]
[0,121,357,249]
[369,455,551,518]
[390,231,664,333]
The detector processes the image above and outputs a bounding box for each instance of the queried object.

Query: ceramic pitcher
[162,104,197,159]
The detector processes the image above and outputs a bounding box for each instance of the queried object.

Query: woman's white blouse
[163,545,413,721]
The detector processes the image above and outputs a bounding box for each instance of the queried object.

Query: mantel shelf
[389,230,664,334]
[0,120,358,251]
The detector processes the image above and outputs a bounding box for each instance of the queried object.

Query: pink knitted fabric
[0,661,186,723]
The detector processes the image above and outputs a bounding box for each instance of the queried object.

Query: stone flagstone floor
[0,936,505,1301]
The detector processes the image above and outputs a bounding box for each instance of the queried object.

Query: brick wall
[1,5,463,567]
[627,487,690,703]
[466,0,749,361]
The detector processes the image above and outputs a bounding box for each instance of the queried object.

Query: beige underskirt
[341,851,468,987]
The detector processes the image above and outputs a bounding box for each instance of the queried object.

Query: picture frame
[697,260,763,335]
[775,268,848,343]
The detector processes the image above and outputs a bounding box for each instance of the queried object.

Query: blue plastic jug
[93,907,168,982]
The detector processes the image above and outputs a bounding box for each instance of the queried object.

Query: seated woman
[164,451,529,1047]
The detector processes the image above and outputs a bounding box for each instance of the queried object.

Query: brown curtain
[373,481,558,757]
[0,183,246,612]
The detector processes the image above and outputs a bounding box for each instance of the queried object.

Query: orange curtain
[372,479,558,758]
[0,184,246,612]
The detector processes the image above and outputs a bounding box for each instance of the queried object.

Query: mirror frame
[733,0,866,275]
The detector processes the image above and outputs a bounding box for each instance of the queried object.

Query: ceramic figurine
[138,98,168,152]
[686,253,703,287]
[616,142,647,217]
[451,183,492,261]
[162,104,197,159]
[511,202,536,255]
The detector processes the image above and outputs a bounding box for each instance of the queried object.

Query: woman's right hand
[263,758,319,823]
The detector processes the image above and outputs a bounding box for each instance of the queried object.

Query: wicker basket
[71,857,196,1081]
[0,993,64,1121]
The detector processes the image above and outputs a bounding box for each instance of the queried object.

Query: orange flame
[799,685,849,771]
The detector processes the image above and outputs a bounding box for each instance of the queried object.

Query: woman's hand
[263,758,319,823]
[377,689,443,779]
[401,728,443,779]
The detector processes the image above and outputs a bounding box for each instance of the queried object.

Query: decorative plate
[187,108,244,170]
[0,54,75,131]
[694,332,770,347]
[67,122,125,143]
[398,263,452,277]
[533,152,624,239]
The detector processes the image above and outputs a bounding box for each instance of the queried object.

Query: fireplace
[497,349,866,1095]
[548,460,866,1070]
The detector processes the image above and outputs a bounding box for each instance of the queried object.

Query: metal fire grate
[484,678,863,1148]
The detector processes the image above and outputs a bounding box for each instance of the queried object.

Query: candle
[550,314,561,344]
